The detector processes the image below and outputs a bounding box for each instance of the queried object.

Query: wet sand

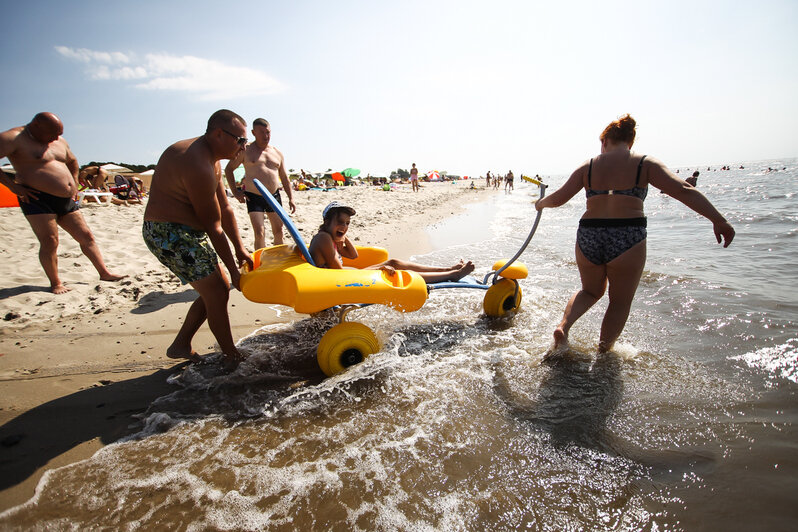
[0,180,492,510]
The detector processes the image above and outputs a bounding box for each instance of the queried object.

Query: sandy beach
[0,180,492,511]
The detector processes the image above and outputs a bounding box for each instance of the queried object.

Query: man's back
[144,137,217,229]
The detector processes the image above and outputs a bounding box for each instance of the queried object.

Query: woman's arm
[535,162,587,211]
[648,157,735,247]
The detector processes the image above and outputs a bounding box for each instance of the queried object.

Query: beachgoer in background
[224,118,295,249]
[143,109,253,370]
[505,170,514,191]
[686,170,699,187]
[410,163,419,192]
[535,114,734,352]
[309,201,476,282]
[78,165,108,191]
[0,112,125,294]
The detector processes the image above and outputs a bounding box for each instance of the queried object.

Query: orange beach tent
[0,183,19,208]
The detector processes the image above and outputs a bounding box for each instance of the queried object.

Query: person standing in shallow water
[143,109,253,370]
[535,114,735,352]
[0,112,126,294]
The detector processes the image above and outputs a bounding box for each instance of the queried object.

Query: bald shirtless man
[0,112,125,294]
[224,118,295,249]
[143,109,253,370]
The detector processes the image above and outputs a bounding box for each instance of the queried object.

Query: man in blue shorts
[143,110,253,370]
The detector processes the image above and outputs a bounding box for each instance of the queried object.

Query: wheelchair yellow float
[240,178,547,377]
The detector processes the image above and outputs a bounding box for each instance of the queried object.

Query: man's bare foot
[553,327,568,349]
[166,345,203,363]
[100,273,128,282]
[166,344,202,362]
[222,352,246,372]
[51,283,71,295]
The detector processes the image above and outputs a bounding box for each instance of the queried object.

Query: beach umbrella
[100,163,133,173]
[428,170,440,181]
[133,169,155,191]
[331,172,345,182]
[342,168,360,178]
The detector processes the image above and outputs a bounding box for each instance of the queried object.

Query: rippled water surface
[1,160,796,530]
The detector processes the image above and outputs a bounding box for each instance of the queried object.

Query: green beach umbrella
[342,168,360,178]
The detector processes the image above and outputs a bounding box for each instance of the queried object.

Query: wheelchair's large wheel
[483,279,522,317]
[317,322,380,377]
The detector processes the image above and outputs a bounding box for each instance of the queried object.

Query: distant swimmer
[535,114,734,353]
[225,118,296,249]
[686,170,699,187]
[309,201,476,283]
[0,112,126,294]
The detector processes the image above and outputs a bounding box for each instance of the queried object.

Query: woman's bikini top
[585,155,647,200]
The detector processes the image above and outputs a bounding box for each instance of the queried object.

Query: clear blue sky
[1,0,796,176]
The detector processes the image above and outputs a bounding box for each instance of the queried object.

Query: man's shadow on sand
[0,285,52,301]
[130,289,198,314]
[0,313,515,495]
[0,367,181,494]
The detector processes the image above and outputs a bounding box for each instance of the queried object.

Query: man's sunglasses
[221,128,248,146]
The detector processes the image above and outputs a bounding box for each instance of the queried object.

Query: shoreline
[0,181,494,511]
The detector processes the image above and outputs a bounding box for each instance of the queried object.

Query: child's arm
[338,236,358,260]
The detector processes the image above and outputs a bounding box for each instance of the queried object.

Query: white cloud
[55,46,285,101]
[55,46,131,65]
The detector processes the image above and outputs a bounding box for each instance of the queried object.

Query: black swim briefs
[19,189,80,217]
[245,189,282,213]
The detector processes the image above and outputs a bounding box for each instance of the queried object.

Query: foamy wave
[732,339,798,383]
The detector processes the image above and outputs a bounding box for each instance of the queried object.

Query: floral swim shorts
[142,220,218,284]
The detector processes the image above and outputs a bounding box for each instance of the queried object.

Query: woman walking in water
[535,114,735,352]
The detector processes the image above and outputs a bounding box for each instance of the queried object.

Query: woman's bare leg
[598,240,646,352]
[553,244,608,348]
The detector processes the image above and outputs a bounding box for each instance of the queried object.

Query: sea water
[1,160,796,531]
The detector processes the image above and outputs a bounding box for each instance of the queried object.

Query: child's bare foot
[222,352,247,372]
[450,261,475,281]
[51,283,71,295]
